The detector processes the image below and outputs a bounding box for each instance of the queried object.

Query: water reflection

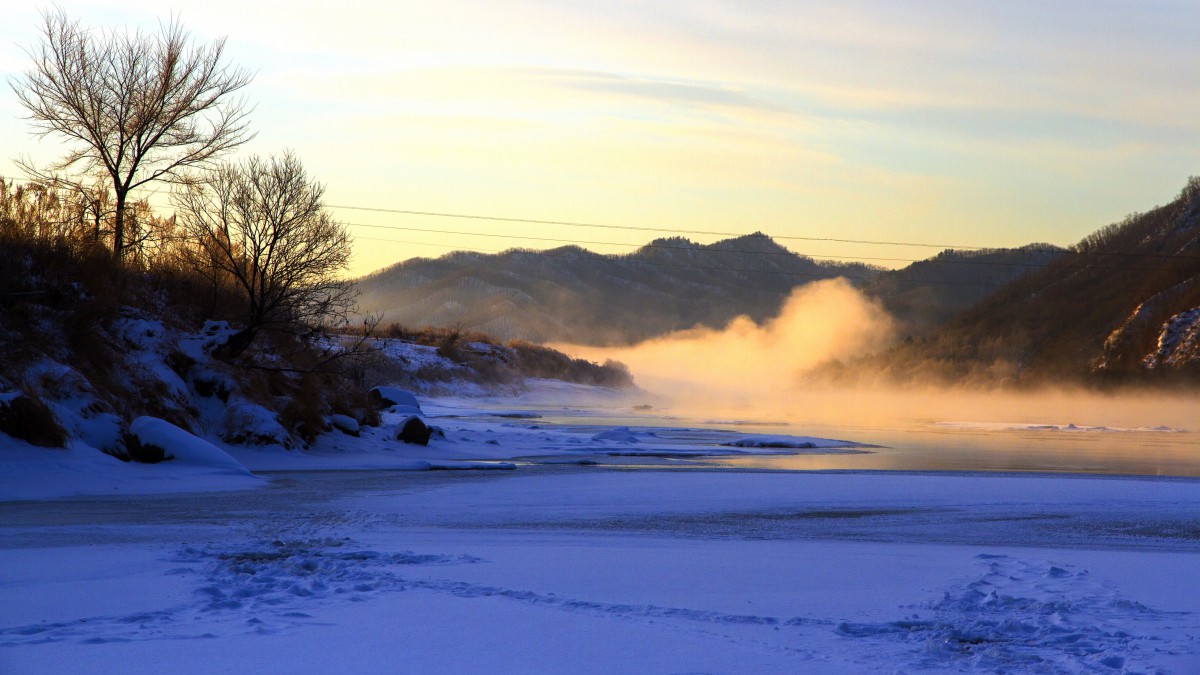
[707,424,1200,477]
[447,393,1200,478]
[529,410,1200,477]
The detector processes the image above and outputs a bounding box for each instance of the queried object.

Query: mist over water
[564,278,894,409]
[560,278,1200,434]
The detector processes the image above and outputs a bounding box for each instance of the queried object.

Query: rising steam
[561,278,895,409]
[559,278,1200,431]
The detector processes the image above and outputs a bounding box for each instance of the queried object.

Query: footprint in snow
[0,536,482,646]
[834,554,1187,673]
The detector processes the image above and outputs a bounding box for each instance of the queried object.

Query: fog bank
[559,279,1200,431]
[560,278,895,409]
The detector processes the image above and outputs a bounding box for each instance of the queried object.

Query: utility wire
[331,202,1200,263]
[328,204,977,250]
[347,221,1200,276]
[7,175,1198,267]
[346,221,1059,267]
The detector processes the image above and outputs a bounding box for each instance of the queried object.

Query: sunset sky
[2,0,1197,277]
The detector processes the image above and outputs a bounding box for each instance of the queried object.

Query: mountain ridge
[841,178,1200,384]
[355,232,882,345]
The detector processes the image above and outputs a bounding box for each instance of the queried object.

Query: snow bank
[129,417,254,475]
[0,441,262,502]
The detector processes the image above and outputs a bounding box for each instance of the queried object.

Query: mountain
[355,233,880,345]
[854,178,1200,384]
[863,245,1065,334]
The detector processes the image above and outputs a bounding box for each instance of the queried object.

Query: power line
[8,174,1199,267]
[328,203,979,250]
[331,201,1200,264]
[349,221,912,264]
[347,221,1200,276]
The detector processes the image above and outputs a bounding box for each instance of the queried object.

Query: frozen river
[456,392,1200,477]
[3,388,1199,673]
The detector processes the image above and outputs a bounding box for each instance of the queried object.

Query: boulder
[369,386,422,411]
[328,414,361,437]
[222,401,292,447]
[123,430,170,463]
[395,415,432,446]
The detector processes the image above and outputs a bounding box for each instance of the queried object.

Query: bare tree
[173,152,357,361]
[10,8,254,259]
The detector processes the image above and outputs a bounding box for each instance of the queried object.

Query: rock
[222,401,292,448]
[395,415,432,446]
[123,430,171,463]
[369,386,422,411]
[328,414,361,437]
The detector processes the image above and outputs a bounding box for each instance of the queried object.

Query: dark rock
[122,431,173,464]
[369,386,422,411]
[395,415,432,446]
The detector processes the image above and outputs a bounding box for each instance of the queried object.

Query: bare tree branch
[9,8,254,260]
[173,153,359,362]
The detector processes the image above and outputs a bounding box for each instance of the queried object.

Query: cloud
[527,69,791,117]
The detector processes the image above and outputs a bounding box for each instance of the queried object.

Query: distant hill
[355,233,880,345]
[847,178,1200,384]
[863,245,1065,335]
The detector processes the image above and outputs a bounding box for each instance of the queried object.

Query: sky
[1,0,1198,277]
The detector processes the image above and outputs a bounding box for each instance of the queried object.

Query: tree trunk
[113,190,126,259]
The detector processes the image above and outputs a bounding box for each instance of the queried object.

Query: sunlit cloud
[1,0,1197,277]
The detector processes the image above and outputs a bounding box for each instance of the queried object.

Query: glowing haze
[562,279,895,408]
[1,1,1198,276]
[560,281,1200,432]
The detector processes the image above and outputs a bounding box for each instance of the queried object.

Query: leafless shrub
[173,152,357,363]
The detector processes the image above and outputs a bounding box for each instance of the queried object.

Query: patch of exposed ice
[722,434,868,450]
[592,427,641,444]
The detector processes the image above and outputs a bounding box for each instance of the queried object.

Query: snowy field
[2,384,1199,673]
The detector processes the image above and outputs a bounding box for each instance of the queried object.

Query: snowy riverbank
[2,385,1199,673]
[2,467,1198,673]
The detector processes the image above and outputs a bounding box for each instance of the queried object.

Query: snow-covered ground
[2,385,1199,673]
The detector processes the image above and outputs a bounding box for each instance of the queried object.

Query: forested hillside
[844,179,1200,385]
[863,245,1064,334]
[356,233,879,344]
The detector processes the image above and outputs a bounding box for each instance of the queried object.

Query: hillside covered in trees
[834,178,1200,386]
[862,245,1064,335]
[355,233,878,344]
[356,231,1064,346]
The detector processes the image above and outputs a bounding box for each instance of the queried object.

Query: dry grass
[0,392,68,448]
